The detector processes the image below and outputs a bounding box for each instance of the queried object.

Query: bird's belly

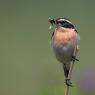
[52,42,75,63]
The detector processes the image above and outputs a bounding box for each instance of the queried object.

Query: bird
[48,17,80,86]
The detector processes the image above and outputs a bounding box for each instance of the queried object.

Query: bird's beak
[48,18,55,30]
[49,23,53,30]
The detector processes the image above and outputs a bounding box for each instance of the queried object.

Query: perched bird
[48,17,80,86]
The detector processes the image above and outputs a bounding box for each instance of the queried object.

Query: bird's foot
[65,79,73,87]
[72,56,79,61]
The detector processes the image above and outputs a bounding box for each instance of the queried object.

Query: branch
[64,61,75,95]
[64,46,78,95]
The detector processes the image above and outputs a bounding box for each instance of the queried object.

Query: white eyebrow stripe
[58,19,72,24]
[58,19,65,21]
[65,20,72,24]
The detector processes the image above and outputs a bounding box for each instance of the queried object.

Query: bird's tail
[63,63,70,78]
[63,62,73,86]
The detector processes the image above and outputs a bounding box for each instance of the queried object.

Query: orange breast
[53,27,77,43]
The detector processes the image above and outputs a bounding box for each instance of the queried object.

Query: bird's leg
[63,64,72,86]
[65,61,75,87]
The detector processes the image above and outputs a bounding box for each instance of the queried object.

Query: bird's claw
[72,56,79,61]
[65,79,73,87]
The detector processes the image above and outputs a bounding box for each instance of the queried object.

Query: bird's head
[48,17,75,29]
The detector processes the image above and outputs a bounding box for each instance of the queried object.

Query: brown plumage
[52,27,78,44]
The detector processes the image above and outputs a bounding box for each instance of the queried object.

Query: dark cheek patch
[63,23,74,28]
[57,21,74,29]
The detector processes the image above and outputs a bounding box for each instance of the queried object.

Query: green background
[0,0,95,95]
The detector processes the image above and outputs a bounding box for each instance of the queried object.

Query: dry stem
[64,61,75,95]
[64,46,77,95]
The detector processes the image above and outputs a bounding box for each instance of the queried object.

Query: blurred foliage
[0,0,95,95]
